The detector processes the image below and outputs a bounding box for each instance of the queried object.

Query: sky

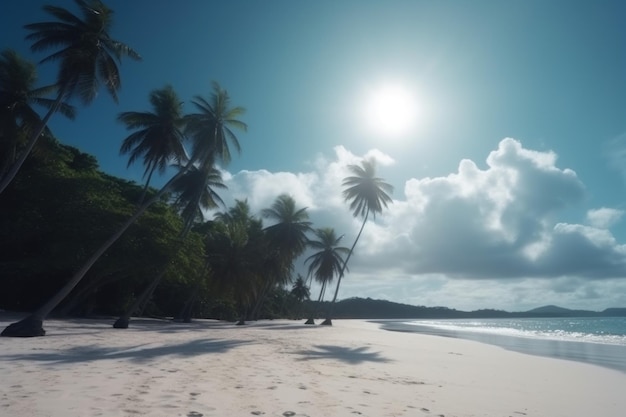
[2,0,626,312]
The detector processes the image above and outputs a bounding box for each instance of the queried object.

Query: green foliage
[0,136,204,315]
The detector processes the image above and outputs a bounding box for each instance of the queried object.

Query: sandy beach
[1,315,625,417]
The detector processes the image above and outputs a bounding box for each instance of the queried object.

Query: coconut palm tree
[320,160,393,325]
[1,83,245,337]
[303,227,349,324]
[118,85,186,204]
[0,49,75,178]
[0,0,141,195]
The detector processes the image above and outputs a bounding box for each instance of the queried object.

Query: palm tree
[321,160,393,325]
[0,0,141,195]
[304,227,349,324]
[0,49,75,178]
[206,202,266,325]
[254,194,312,317]
[1,83,245,337]
[291,274,310,303]
[185,81,247,168]
[118,85,186,204]
[171,165,226,234]
[262,194,312,268]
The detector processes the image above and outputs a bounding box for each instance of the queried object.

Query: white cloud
[215,138,626,310]
[586,207,623,229]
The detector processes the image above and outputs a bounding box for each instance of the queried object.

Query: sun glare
[363,83,419,138]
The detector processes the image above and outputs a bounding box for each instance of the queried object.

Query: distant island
[309,298,626,319]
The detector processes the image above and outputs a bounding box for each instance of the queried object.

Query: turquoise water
[379,317,626,373]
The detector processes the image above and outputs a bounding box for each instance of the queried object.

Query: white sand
[1,315,625,417]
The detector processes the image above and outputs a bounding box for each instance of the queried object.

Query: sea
[377,317,626,373]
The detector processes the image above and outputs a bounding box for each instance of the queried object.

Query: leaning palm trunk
[178,290,199,323]
[113,222,192,328]
[112,268,167,328]
[57,270,128,317]
[1,163,193,337]
[249,280,273,321]
[320,210,369,326]
[136,167,155,206]
[0,87,65,195]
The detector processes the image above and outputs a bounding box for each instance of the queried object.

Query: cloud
[586,207,623,229]
[214,138,626,310]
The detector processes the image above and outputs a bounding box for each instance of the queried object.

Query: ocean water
[378,317,626,373]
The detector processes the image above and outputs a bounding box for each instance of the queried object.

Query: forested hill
[312,298,626,319]
[0,136,207,317]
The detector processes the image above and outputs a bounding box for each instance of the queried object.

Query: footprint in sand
[282,412,296,417]
[187,412,203,417]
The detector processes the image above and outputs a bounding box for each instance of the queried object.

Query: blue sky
[3,0,626,311]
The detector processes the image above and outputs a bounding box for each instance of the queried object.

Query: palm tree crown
[0,49,74,137]
[24,0,141,104]
[342,159,393,219]
[291,274,310,303]
[171,165,226,233]
[118,85,187,199]
[305,227,349,289]
[262,194,312,265]
[0,49,75,176]
[185,81,247,167]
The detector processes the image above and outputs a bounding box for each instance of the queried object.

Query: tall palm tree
[321,160,393,325]
[1,83,245,337]
[253,194,312,317]
[0,0,141,194]
[304,227,349,324]
[118,85,186,204]
[0,49,75,178]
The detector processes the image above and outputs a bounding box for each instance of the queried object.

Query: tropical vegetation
[0,0,393,336]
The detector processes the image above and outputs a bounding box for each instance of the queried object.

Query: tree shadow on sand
[0,338,249,365]
[293,344,391,364]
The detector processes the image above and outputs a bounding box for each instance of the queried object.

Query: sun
[363,82,419,138]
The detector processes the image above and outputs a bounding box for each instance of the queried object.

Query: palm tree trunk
[57,271,127,317]
[305,280,327,324]
[113,269,166,328]
[0,87,66,195]
[1,165,191,337]
[250,280,273,320]
[137,166,155,206]
[179,290,199,323]
[321,210,369,326]
[113,226,191,329]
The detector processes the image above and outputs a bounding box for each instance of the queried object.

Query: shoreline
[2,316,625,417]
[377,319,626,374]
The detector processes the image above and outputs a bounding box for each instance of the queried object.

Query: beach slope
[1,316,624,417]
